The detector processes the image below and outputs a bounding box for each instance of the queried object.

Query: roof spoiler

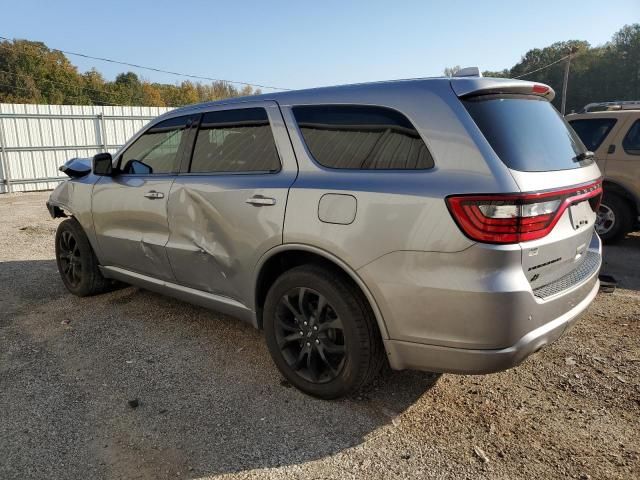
[451,77,555,101]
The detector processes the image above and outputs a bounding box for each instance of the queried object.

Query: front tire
[596,193,633,244]
[55,218,110,297]
[263,265,384,399]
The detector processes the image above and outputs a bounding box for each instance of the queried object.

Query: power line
[0,35,290,91]
[513,54,571,79]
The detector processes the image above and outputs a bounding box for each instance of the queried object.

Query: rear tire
[263,265,384,399]
[596,193,633,244]
[55,218,110,297]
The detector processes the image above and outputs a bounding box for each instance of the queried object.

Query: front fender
[47,175,101,256]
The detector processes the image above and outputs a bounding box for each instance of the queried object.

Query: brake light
[446,181,602,244]
[532,84,550,94]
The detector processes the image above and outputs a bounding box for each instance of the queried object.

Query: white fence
[0,103,174,193]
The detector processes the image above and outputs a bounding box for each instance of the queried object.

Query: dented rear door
[165,101,297,306]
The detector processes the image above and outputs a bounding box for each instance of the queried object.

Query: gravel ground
[0,191,638,480]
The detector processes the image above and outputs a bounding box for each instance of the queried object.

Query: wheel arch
[253,244,389,339]
[603,180,639,218]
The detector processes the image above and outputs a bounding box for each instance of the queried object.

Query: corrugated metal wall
[0,103,174,193]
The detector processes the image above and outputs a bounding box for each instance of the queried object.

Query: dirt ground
[0,191,638,480]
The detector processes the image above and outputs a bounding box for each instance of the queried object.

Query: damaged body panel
[165,174,293,303]
[164,101,297,307]
[92,175,177,281]
[47,173,100,249]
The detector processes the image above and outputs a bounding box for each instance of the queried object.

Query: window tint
[120,116,190,174]
[568,118,617,151]
[292,105,433,170]
[190,108,280,173]
[463,96,590,172]
[622,120,640,155]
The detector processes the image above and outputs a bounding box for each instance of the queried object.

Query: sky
[1,0,638,91]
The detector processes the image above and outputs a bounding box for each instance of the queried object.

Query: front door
[92,115,196,281]
[165,102,297,305]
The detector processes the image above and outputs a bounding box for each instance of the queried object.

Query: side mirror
[93,152,114,176]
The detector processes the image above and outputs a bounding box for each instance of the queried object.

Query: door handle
[246,195,276,206]
[607,144,616,154]
[144,190,164,199]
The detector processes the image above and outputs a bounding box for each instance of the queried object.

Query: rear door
[461,93,602,291]
[604,115,640,199]
[568,115,622,173]
[92,115,196,281]
[165,101,297,305]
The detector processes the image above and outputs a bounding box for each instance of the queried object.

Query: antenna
[453,67,482,78]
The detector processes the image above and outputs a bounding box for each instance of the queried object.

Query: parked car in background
[48,73,603,399]
[567,101,640,243]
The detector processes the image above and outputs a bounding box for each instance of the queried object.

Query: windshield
[463,95,591,172]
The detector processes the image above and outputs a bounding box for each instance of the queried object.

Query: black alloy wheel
[274,287,346,384]
[55,218,111,296]
[263,265,384,399]
[57,229,82,288]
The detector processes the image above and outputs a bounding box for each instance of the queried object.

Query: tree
[141,82,165,106]
[0,39,86,104]
[0,38,263,107]
[482,68,509,78]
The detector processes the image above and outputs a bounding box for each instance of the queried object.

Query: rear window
[568,118,617,151]
[189,108,280,173]
[292,105,434,170]
[463,95,590,172]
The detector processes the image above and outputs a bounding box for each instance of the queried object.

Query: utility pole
[561,46,579,115]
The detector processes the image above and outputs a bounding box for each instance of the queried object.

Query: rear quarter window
[622,120,640,155]
[292,105,434,170]
[568,118,617,152]
[463,95,590,172]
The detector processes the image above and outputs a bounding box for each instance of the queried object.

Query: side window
[292,105,434,170]
[622,120,640,155]
[120,116,191,174]
[189,108,280,173]
[568,118,617,152]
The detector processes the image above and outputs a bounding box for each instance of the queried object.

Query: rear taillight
[446,181,602,244]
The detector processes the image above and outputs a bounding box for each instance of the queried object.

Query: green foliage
[448,24,640,112]
[0,39,261,106]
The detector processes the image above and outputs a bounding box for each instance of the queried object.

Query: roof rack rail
[453,67,482,78]
[581,100,640,113]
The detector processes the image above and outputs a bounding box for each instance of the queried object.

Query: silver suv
[47,75,603,398]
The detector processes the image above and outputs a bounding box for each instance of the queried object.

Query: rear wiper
[573,151,595,162]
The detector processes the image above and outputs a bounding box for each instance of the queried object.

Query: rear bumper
[359,233,602,374]
[383,276,599,374]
